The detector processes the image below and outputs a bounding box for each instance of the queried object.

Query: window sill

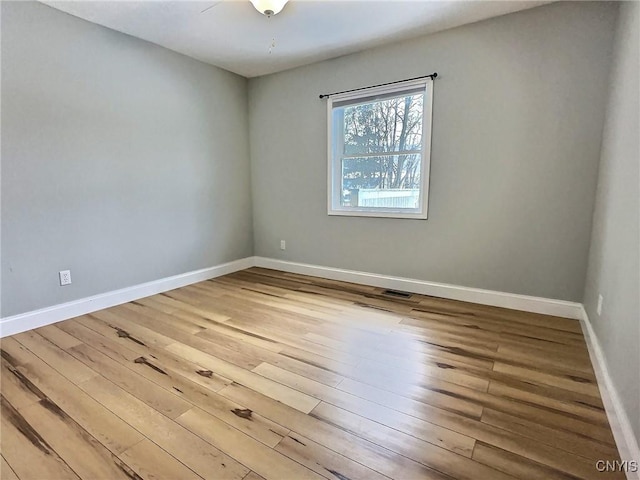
[328,209,428,220]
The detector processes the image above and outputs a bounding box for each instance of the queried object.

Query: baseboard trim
[579,306,640,480]
[0,257,254,338]
[1,255,584,339]
[253,257,583,319]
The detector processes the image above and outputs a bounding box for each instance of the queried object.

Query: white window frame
[327,78,433,219]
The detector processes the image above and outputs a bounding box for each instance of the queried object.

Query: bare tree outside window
[343,94,423,190]
[328,80,433,218]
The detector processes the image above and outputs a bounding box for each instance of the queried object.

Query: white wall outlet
[597,294,603,316]
[280,240,286,250]
[59,270,72,286]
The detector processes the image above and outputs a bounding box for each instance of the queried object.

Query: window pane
[341,154,421,209]
[341,93,424,156]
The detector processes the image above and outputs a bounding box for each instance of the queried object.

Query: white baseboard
[0,257,254,338]
[1,255,584,340]
[579,306,640,480]
[254,257,583,319]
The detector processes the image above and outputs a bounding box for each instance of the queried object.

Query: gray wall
[249,2,617,302]
[1,2,253,317]
[584,1,640,443]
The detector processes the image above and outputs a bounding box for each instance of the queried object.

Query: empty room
[1,0,638,479]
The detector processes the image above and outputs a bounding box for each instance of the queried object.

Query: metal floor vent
[382,289,412,298]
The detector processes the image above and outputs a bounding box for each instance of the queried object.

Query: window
[327,78,433,219]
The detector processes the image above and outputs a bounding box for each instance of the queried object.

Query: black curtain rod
[319,72,437,99]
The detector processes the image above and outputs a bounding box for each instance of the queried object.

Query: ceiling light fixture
[250,0,289,17]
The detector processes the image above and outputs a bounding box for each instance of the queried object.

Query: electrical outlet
[59,270,72,286]
[280,240,286,250]
[597,294,603,316]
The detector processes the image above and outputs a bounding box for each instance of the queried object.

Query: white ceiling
[42,0,551,78]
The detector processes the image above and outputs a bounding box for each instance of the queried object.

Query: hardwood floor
[0,267,624,480]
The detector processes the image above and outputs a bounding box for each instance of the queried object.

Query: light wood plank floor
[0,267,624,480]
